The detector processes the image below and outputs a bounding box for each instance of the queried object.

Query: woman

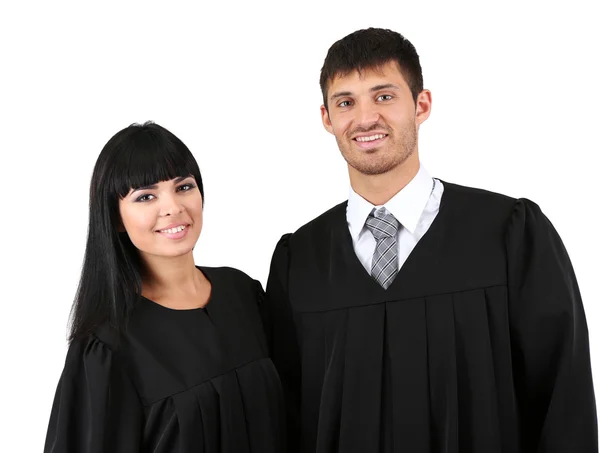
[44,122,285,452]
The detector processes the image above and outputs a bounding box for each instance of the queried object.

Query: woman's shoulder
[200,266,264,306]
[66,322,123,356]
[199,265,258,287]
[59,324,122,374]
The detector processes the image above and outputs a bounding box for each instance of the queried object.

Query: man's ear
[415,89,432,127]
[321,104,335,135]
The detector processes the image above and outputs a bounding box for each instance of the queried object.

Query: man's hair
[319,28,423,109]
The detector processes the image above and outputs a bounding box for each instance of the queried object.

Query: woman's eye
[178,183,196,192]
[135,194,155,202]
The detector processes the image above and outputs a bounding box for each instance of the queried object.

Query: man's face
[321,61,430,176]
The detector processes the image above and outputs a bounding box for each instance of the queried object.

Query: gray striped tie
[365,208,400,289]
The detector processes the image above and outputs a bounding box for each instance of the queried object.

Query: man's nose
[355,101,381,127]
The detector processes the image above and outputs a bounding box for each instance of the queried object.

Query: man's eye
[377,94,393,101]
[338,100,352,107]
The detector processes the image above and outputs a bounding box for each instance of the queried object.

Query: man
[263,28,597,452]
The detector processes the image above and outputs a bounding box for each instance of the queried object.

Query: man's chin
[347,159,398,176]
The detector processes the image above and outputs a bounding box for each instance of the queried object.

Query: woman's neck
[140,252,205,301]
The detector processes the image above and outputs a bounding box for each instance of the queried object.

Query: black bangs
[102,123,203,200]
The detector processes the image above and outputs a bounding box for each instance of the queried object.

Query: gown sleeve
[506,198,597,451]
[263,234,302,452]
[44,334,143,453]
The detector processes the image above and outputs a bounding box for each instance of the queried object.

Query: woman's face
[118,176,203,261]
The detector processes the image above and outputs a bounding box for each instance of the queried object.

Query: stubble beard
[337,122,417,176]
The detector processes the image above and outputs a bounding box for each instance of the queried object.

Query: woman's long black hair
[69,122,204,341]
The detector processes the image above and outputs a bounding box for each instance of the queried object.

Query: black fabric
[45,267,285,453]
[264,181,597,453]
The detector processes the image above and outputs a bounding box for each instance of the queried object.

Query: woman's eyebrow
[131,183,157,194]
[131,176,193,194]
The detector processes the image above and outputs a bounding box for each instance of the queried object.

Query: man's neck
[349,155,420,206]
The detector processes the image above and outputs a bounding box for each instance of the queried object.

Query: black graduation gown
[263,181,597,453]
[44,267,286,453]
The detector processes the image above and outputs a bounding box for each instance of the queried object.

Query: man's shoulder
[441,180,517,217]
[286,180,522,247]
[291,201,347,240]
[442,179,515,203]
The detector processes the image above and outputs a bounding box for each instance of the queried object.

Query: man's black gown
[264,181,597,452]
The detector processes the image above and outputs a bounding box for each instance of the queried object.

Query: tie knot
[365,208,400,240]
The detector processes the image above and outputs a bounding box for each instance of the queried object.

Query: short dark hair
[69,121,204,341]
[319,28,423,109]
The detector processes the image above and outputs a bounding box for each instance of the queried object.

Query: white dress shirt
[346,166,444,273]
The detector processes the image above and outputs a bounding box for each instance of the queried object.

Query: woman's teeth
[160,225,186,234]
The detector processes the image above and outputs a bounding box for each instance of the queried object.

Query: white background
[1,0,598,449]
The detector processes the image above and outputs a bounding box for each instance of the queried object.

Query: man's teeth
[355,134,386,142]
[160,225,186,234]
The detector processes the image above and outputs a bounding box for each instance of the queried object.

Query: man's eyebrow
[130,176,193,194]
[370,83,401,92]
[330,91,353,101]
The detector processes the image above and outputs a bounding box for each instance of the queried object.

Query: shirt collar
[347,165,434,241]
